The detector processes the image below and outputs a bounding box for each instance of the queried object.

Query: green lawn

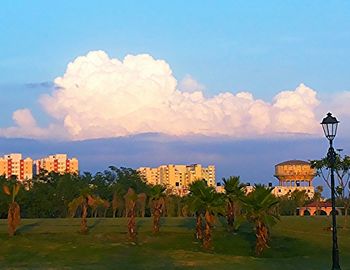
[0,216,350,269]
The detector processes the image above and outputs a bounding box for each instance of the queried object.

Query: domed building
[272,160,316,198]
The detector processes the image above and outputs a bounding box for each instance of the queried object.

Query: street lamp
[321,112,341,270]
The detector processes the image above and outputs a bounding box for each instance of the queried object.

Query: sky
[0,1,350,186]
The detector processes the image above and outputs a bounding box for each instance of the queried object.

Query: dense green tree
[277,190,309,216]
[277,196,296,216]
[312,186,324,215]
[19,172,85,218]
[109,167,149,194]
[12,167,148,219]
[291,190,308,215]
[0,175,10,218]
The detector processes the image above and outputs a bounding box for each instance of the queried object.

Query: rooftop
[306,201,332,208]
[276,160,310,166]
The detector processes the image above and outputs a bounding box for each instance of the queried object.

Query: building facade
[298,201,342,216]
[272,160,316,198]
[0,153,33,180]
[35,154,79,175]
[138,164,216,195]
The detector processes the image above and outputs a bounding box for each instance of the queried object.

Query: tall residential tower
[35,154,79,175]
[0,153,33,180]
[138,164,215,195]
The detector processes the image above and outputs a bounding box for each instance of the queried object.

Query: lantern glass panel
[333,123,338,138]
[322,123,329,138]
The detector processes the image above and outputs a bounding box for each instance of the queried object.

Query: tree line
[1,153,349,255]
[1,167,280,255]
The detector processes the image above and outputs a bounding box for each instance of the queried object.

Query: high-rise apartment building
[35,154,79,175]
[138,164,216,195]
[186,164,216,187]
[0,153,33,180]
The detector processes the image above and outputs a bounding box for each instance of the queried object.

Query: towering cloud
[0,109,59,138]
[0,50,326,140]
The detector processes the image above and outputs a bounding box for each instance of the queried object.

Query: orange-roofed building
[299,201,342,216]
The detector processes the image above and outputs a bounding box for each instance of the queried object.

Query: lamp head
[321,112,339,141]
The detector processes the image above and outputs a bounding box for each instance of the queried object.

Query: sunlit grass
[0,217,349,269]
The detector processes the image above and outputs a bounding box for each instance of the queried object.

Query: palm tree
[222,176,244,231]
[90,196,110,217]
[137,192,147,218]
[2,180,21,236]
[187,180,206,241]
[241,185,279,256]
[187,180,224,249]
[111,183,126,217]
[102,199,110,217]
[68,188,94,234]
[124,188,138,241]
[149,185,166,234]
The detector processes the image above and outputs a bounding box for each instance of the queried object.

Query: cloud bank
[1,50,347,140]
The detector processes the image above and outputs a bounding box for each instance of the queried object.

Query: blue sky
[1,1,350,186]
[1,1,350,96]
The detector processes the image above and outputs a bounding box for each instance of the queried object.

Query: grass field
[0,216,350,269]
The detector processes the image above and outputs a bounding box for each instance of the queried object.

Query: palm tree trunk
[128,201,137,241]
[255,221,269,255]
[8,202,20,237]
[81,201,88,234]
[195,212,203,240]
[226,201,235,231]
[153,203,161,234]
[203,211,212,250]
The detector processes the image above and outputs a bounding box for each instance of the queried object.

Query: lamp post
[321,112,341,270]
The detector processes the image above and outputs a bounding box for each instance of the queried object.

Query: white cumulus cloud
[13,109,37,127]
[0,109,63,138]
[0,50,326,140]
[178,74,205,92]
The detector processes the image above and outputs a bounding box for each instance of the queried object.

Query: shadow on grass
[179,217,196,230]
[213,226,329,260]
[159,217,166,227]
[89,218,103,230]
[136,219,147,231]
[17,221,41,234]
